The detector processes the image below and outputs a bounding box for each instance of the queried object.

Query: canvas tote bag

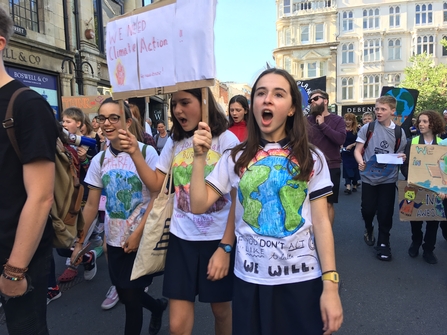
[131,149,174,280]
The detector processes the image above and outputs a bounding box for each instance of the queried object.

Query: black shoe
[375,244,392,261]
[363,228,375,246]
[408,243,420,258]
[149,298,168,335]
[422,251,438,264]
[352,187,357,192]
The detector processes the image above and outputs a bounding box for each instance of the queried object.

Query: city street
[2,184,447,335]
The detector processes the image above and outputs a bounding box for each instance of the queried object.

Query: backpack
[362,121,403,155]
[4,87,85,249]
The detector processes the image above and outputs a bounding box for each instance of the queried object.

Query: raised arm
[190,122,221,213]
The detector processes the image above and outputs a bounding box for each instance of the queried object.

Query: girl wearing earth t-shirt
[190,68,343,335]
[118,88,239,335]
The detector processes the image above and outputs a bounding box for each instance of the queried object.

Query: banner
[398,181,446,221]
[106,0,216,99]
[380,86,419,138]
[408,144,447,194]
[297,76,326,114]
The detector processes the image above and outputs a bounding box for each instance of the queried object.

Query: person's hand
[0,275,28,298]
[118,129,139,155]
[358,161,366,171]
[398,153,406,162]
[316,115,324,125]
[438,192,446,200]
[77,147,87,161]
[207,247,230,281]
[320,283,343,335]
[122,231,141,253]
[70,242,84,266]
[193,122,212,157]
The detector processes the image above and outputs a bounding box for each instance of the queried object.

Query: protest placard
[398,180,446,221]
[62,95,108,115]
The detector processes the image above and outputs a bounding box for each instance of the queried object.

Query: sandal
[58,266,78,282]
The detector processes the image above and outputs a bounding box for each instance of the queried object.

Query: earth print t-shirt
[206,142,333,285]
[156,131,239,241]
[85,143,158,247]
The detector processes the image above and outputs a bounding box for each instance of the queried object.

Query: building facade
[274,0,447,115]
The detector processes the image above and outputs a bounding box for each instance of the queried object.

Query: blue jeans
[1,243,52,335]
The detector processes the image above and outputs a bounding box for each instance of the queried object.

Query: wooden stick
[118,99,127,131]
[201,87,209,125]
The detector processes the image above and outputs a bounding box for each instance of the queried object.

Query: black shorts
[328,168,341,204]
[232,277,324,335]
[162,233,233,303]
[107,244,156,289]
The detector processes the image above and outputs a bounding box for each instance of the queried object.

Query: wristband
[321,270,337,275]
[2,271,25,281]
[4,262,28,274]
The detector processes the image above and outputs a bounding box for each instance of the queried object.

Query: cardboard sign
[408,144,447,194]
[62,95,108,114]
[398,181,446,221]
[106,0,216,100]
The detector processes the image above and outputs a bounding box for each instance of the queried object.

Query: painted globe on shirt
[102,170,143,219]
[238,154,308,238]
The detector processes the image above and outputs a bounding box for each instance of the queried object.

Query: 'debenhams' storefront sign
[341,104,375,116]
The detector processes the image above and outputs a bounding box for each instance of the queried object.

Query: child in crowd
[354,96,407,261]
[228,94,249,141]
[71,98,167,335]
[362,111,374,125]
[341,113,360,194]
[118,88,239,335]
[401,110,445,264]
[189,68,343,334]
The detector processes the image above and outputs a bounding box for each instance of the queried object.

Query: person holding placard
[401,110,445,264]
[189,68,343,335]
[118,87,239,335]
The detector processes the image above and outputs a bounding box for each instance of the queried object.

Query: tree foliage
[400,53,447,114]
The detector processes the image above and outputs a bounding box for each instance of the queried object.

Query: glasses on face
[308,96,325,104]
[97,114,121,124]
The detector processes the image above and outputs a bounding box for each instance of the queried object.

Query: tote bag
[131,151,174,280]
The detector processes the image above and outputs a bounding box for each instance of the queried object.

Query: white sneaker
[83,250,97,280]
[101,286,119,310]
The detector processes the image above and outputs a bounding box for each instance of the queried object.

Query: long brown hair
[231,68,316,181]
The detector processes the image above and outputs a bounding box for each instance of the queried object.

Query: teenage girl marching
[71,98,167,335]
[118,87,239,335]
[190,68,343,335]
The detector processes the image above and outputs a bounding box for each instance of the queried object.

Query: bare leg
[169,299,194,335]
[211,301,232,335]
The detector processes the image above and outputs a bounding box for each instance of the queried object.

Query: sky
[214,0,277,86]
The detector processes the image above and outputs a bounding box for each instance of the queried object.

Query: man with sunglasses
[307,89,346,226]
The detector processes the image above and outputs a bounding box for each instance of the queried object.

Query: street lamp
[61,50,94,95]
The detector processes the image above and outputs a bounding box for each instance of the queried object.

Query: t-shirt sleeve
[356,124,367,144]
[84,153,103,188]
[156,137,174,174]
[206,150,237,196]
[308,149,333,201]
[15,95,58,164]
[220,130,240,151]
[143,143,158,170]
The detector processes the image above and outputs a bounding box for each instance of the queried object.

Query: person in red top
[228,95,249,142]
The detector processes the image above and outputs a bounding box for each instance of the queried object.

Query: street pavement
[2,183,447,335]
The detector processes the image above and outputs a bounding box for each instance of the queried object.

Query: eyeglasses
[97,114,121,124]
[308,96,325,104]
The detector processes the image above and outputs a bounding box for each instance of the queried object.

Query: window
[299,64,304,78]
[284,56,292,73]
[285,28,291,46]
[417,35,434,55]
[363,75,381,99]
[94,0,124,54]
[308,62,317,78]
[342,43,354,64]
[316,23,324,42]
[415,4,433,25]
[341,78,354,100]
[279,31,284,47]
[283,0,291,16]
[442,36,447,56]
[9,0,39,32]
[301,25,309,43]
[389,6,400,28]
[363,8,380,29]
[388,74,401,86]
[342,11,353,32]
[364,39,381,62]
[444,3,447,22]
[388,39,401,60]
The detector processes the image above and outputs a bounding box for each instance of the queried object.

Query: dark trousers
[1,243,52,335]
[410,221,439,252]
[361,182,396,246]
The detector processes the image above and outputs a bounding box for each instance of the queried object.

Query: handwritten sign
[62,95,108,114]
[106,0,216,99]
[398,181,446,221]
[408,144,447,194]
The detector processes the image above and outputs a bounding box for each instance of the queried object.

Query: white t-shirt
[156,131,239,241]
[85,143,158,247]
[206,143,333,285]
